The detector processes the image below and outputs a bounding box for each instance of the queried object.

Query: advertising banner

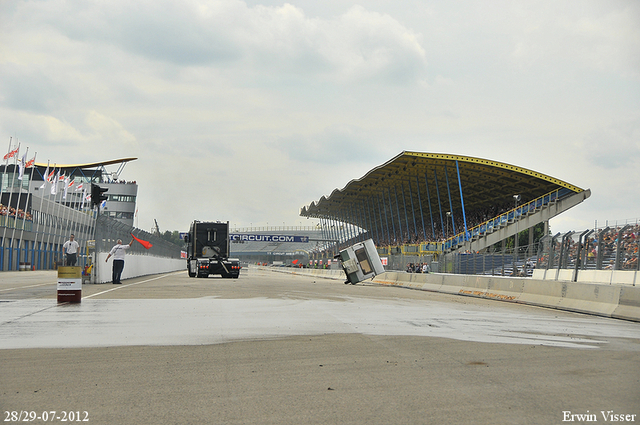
[230,234,309,243]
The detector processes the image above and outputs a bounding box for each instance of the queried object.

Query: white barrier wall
[263,266,639,322]
[532,268,638,286]
[95,253,185,283]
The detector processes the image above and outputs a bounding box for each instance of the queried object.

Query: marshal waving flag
[131,233,153,250]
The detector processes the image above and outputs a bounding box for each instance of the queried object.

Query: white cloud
[0,0,638,234]
[22,1,427,84]
[509,1,640,77]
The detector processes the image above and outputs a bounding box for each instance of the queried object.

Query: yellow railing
[370,188,571,255]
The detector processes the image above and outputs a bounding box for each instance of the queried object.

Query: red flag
[131,233,153,249]
[3,146,19,161]
[292,259,299,265]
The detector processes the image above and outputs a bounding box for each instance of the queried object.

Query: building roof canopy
[34,158,137,169]
[300,151,585,222]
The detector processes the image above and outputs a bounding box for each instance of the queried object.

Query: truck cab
[185,221,241,279]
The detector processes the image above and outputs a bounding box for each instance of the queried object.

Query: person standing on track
[105,237,134,284]
[63,234,80,266]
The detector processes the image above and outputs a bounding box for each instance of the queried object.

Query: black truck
[184,221,241,278]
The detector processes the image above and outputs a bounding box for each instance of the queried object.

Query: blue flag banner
[230,234,309,243]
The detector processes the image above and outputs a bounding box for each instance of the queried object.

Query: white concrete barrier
[613,286,640,321]
[532,268,638,286]
[268,267,639,322]
[556,282,621,317]
[96,252,185,283]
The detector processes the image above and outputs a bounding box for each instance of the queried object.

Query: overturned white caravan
[336,239,385,285]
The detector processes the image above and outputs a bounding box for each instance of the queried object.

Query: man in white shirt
[105,237,134,284]
[422,263,430,274]
[63,234,80,266]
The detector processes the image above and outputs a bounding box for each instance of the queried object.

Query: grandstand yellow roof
[300,151,585,218]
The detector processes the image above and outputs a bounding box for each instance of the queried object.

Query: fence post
[614,225,630,270]
[596,227,609,270]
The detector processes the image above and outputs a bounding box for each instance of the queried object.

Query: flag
[17,153,26,180]
[40,164,49,189]
[81,187,88,209]
[51,171,59,195]
[25,156,35,168]
[63,175,70,199]
[3,146,18,161]
[131,233,153,250]
[100,199,107,209]
[75,182,83,192]
[47,168,55,183]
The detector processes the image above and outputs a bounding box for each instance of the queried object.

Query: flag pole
[10,147,28,266]
[59,172,77,266]
[32,159,48,269]
[17,150,35,267]
[2,143,20,269]
[0,137,13,263]
[44,165,58,269]
[53,170,66,266]
[0,136,12,204]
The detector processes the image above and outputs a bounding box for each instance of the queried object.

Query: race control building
[0,158,139,271]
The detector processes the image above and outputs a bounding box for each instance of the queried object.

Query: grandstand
[300,151,591,269]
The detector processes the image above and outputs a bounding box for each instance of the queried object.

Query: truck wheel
[188,269,196,278]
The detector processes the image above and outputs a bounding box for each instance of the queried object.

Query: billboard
[230,234,309,243]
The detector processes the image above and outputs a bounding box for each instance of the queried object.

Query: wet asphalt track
[1,266,639,424]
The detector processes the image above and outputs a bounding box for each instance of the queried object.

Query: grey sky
[1,0,638,234]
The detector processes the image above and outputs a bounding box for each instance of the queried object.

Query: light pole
[513,194,520,275]
[446,211,451,239]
